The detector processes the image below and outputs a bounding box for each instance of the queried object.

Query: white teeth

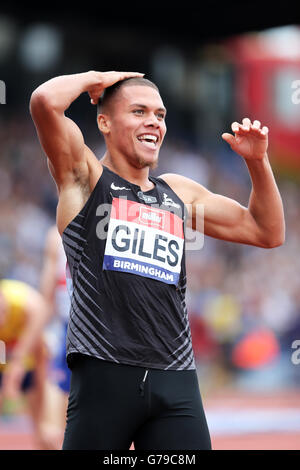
[138,134,158,143]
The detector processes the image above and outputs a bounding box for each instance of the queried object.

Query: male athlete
[30,71,285,450]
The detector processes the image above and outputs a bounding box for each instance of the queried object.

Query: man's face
[101,85,167,169]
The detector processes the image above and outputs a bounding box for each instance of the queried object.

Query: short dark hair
[97,77,159,114]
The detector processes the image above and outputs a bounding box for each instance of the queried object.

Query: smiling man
[97,77,165,171]
[30,71,285,450]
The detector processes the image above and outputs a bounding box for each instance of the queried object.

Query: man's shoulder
[158,172,190,185]
[158,173,196,205]
[158,172,208,205]
[158,172,203,193]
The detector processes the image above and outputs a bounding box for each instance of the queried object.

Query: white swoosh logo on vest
[111,182,131,191]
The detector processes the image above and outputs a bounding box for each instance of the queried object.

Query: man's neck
[100,151,154,191]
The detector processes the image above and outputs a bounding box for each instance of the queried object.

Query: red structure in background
[225,27,300,174]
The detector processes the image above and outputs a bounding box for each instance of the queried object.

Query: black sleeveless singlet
[62,165,196,370]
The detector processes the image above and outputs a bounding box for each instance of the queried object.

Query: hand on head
[88,71,145,105]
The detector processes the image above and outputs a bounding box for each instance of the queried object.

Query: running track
[1,388,299,450]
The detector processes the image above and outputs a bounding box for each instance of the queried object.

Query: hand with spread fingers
[222,117,269,161]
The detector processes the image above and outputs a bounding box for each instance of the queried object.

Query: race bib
[103,198,184,285]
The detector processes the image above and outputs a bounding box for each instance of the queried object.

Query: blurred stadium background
[0,3,300,450]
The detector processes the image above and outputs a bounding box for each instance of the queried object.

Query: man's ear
[97,113,111,135]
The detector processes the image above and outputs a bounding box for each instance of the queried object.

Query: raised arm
[30,71,98,186]
[30,71,144,234]
[160,118,285,248]
[29,71,144,185]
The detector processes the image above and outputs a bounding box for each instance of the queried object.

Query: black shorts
[62,354,211,450]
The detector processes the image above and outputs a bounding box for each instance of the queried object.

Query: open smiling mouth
[137,134,158,149]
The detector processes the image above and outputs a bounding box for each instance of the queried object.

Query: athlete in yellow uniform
[0,279,50,448]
